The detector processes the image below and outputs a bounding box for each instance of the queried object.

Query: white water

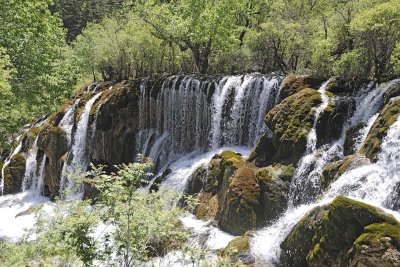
[0,192,49,241]
[288,80,332,206]
[21,136,46,194]
[251,82,400,265]
[136,74,280,170]
[59,99,80,146]
[62,92,102,195]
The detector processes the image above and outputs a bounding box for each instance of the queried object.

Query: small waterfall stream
[62,92,102,195]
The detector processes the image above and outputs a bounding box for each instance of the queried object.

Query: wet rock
[264,88,322,164]
[280,196,400,267]
[383,80,400,105]
[149,168,172,192]
[360,98,400,161]
[38,125,68,199]
[186,166,207,195]
[2,153,26,194]
[256,164,295,225]
[248,135,276,168]
[344,123,366,156]
[316,96,356,146]
[217,165,260,235]
[321,154,371,190]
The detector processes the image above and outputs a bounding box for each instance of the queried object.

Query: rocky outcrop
[321,154,370,190]
[38,125,68,198]
[344,123,366,156]
[360,98,400,161]
[187,151,295,235]
[256,164,295,224]
[280,196,400,267]
[2,153,26,194]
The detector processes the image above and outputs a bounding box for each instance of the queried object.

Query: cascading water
[288,80,332,206]
[137,74,281,170]
[250,81,399,265]
[59,99,80,146]
[62,92,102,195]
[22,136,40,192]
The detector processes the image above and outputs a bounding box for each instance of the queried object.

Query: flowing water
[62,92,102,195]
[136,74,281,170]
[250,81,399,265]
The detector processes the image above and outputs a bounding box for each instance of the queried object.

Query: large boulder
[187,151,262,235]
[217,165,260,235]
[279,75,324,100]
[383,80,400,105]
[256,164,295,225]
[280,196,400,267]
[2,153,26,194]
[321,154,371,190]
[263,88,322,164]
[360,98,400,161]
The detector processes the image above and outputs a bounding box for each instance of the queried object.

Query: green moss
[220,150,245,168]
[225,234,250,256]
[355,222,400,247]
[360,98,400,161]
[257,164,295,183]
[281,195,400,266]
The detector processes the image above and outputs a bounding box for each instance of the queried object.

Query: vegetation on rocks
[281,196,400,267]
[361,98,400,161]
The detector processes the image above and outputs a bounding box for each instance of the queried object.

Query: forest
[1,0,400,266]
[1,0,400,149]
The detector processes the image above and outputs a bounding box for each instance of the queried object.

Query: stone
[280,196,400,267]
[2,153,26,195]
[321,154,370,190]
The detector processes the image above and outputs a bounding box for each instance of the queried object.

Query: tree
[134,0,245,74]
[349,0,400,80]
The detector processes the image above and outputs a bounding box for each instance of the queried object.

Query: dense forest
[1,0,400,150]
[1,1,400,266]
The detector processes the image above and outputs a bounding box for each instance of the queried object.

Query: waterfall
[288,80,332,206]
[59,99,80,146]
[22,136,39,192]
[62,92,102,195]
[250,81,399,265]
[137,74,281,170]
[1,140,23,195]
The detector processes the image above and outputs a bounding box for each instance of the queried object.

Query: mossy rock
[265,88,322,164]
[360,98,400,161]
[248,136,276,167]
[217,165,260,235]
[194,192,219,220]
[3,153,26,195]
[280,196,400,267]
[186,165,207,195]
[37,125,68,198]
[256,164,295,225]
[279,75,324,100]
[321,154,370,190]
[344,123,366,156]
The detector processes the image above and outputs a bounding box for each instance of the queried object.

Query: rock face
[344,123,366,156]
[360,98,400,161]
[90,81,141,167]
[280,196,400,267]
[2,153,26,194]
[187,151,295,235]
